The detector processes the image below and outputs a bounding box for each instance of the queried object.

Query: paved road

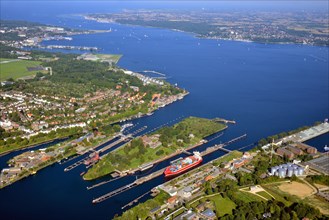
[0,59,20,64]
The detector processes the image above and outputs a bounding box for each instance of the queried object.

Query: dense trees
[306,175,329,186]
[200,176,325,220]
[0,127,82,154]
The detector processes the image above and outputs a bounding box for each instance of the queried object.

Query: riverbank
[0,142,76,189]
[0,135,73,157]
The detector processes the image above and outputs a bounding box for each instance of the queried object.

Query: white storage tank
[293,169,299,176]
[298,167,304,176]
[287,167,294,177]
[278,168,286,178]
[270,166,277,175]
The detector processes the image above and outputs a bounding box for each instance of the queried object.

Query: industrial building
[276,148,295,159]
[295,142,317,154]
[287,145,304,156]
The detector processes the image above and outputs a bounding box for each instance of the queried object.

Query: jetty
[212,118,236,124]
[97,137,128,153]
[92,182,137,203]
[61,133,121,165]
[64,157,89,172]
[121,190,151,210]
[92,168,165,204]
[138,70,166,76]
[87,176,124,190]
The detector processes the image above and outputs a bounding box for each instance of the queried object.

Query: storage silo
[270,166,277,175]
[278,168,286,178]
[282,164,288,169]
[287,167,294,177]
[298,167,304,176]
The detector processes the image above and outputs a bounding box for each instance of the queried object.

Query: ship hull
[164,158,202,177]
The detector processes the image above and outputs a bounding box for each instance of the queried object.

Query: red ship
[164,152,202,177]
[84,152,99,166]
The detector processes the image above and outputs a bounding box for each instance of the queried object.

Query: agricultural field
[0,59,46,81]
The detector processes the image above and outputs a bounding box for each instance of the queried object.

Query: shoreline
[0,136,71,158]
[82,16,329,48]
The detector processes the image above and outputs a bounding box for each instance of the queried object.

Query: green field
[256,191,274,200]
[261,185,293,206]
[0,59,45,81]
[235,191,265,202]
[208,195,236,217]
[0,58,15,62]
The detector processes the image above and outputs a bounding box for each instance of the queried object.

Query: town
[0,20,109,51]
[0,20,189,188]
[85,10,329,46]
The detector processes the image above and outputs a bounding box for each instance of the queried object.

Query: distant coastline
[82,12,329,47]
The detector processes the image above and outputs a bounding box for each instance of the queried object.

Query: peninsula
[83,117,227,180]
[84,10,329,46]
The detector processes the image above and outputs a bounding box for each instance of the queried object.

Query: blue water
[0,1,328,219]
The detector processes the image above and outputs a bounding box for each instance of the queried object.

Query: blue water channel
[0,1,328,219]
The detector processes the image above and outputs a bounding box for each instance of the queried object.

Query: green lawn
[235,191,265,202]
[261,185,296,206]
[209,195,236,217]
[256,191,273,200]
[0,59,44,81]
[0,58,15,62]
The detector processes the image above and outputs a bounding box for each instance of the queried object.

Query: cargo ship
[164,152,202,177]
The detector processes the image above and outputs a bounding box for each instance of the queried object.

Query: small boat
[324,145,329,151]
[120,123,133,132]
